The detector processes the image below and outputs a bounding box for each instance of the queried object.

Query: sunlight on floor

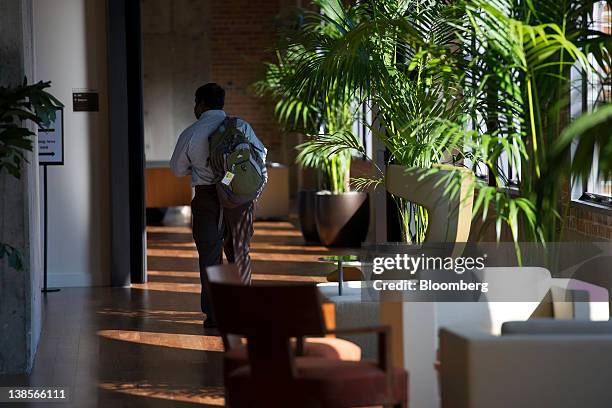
[97,330,224,352]
[132,282,201,293]
[145,270,325,283]
[146,247,334,263]
[99,381,225,406]
[96,308,202,318]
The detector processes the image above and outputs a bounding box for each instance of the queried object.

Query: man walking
[170,83,267,328]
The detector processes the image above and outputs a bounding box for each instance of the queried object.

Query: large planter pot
[298,190,320,243]
[315,191,369,247]
[146,207,168,225]
[386,164,474,243]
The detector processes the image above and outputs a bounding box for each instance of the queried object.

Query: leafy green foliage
[295,129,368,194]
[0,78,63,178]
[552,104,612,183]
[0,243,24,270]
[271,0,467,239]
[253,50,319,133]
[260,0,612,249]
[459,0,612,243]
[0,78,62,271]
[255,3,360,194]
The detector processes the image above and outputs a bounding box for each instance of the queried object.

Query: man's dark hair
[195,83,225,110]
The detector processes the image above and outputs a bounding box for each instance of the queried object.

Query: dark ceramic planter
[315,191,369,247]
[298,190,320,243]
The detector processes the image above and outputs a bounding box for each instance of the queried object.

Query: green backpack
[208,117,266,208]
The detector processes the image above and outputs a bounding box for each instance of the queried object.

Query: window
[352,100,373,160]
[573,1,612,204]
[465,108,522,190]
[586,3,611,198]
[587,145,612,198]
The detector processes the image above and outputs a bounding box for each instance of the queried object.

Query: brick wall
[209,0,289,161]
[142,0,291,162]
[566,204,612,240]
[468,203,612,242]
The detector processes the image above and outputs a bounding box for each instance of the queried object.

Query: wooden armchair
[206,264,408,408]
[206,264,361,361]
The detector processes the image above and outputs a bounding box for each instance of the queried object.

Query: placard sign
[72,90,99,112]
[38,108,64,165]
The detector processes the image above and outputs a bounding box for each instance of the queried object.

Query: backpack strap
[227,117,238,130]
[218,206,224,232]
[213,117,231,134]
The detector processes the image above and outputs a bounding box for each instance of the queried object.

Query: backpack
[208,117,266,208]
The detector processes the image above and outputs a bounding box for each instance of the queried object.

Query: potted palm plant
[254,8,370,247]
[254,49,318,242]
[254,49,325,243]
[296,131,369,247]
[276,0,612,256]
[276,0,467,244]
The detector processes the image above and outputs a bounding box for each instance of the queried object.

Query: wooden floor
[0,218,352,407]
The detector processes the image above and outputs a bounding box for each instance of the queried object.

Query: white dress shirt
[170,109,267,186]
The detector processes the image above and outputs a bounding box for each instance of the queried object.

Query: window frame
[572,1,612,209]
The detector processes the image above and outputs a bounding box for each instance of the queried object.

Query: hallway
[0,220,349,407]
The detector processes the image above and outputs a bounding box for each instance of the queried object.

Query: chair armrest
[326,324,390,337]
[326,325,393,392]
[223,334,244,351]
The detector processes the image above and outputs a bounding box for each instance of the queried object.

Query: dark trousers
[192,185,254,319]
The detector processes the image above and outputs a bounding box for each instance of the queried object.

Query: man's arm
[169,129,192,177]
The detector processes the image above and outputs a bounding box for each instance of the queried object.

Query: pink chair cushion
[297,337,362,361]
[224,337,361,376]
[227,357,408,407]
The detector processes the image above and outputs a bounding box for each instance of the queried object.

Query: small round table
[317,255,361,296]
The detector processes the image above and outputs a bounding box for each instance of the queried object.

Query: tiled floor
[0,218,351,407]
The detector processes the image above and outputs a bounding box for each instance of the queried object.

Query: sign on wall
[72,89,99,112]
[38,108,64,165]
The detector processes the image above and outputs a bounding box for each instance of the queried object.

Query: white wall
[33,0,110,287]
